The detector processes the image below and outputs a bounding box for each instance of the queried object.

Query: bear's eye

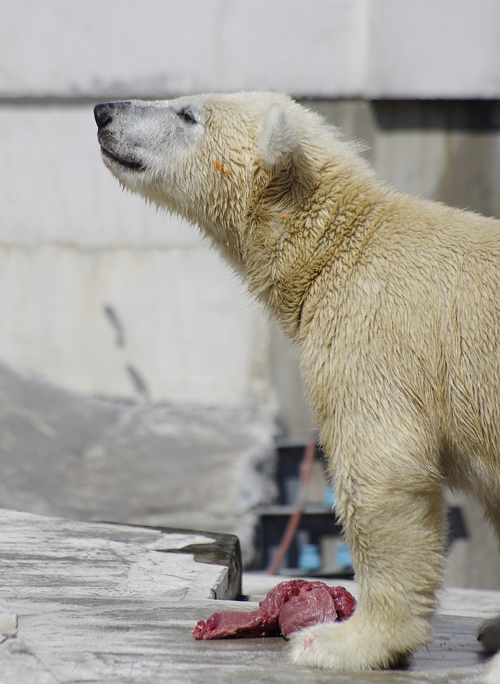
[177,107,198,124]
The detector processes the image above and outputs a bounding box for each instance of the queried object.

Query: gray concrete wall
[0,361,276,565]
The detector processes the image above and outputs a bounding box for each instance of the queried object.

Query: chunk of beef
[193,579,356,640]
[278,585,338,637]
[192,609,272,640]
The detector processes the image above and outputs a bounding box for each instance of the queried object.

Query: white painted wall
[2,0,499,99]
[367,1,500,99]
[0,104,266,405]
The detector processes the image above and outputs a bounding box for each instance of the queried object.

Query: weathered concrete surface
[0,603,18,641]
[0,363,276,564]
[0,509,498,684]
[0,607,492,684]
[0,509,241,602]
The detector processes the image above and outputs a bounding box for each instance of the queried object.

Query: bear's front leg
[291,468,445,670]
[290,599,432,670]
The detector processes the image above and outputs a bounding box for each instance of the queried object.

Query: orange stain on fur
[224,167,232,175]
[215,159,223,171]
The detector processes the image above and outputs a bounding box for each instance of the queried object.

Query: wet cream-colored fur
[95,93,500,670]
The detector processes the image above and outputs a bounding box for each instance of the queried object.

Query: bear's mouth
[100,147,145,171]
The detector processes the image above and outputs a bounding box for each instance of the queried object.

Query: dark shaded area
[373,100,500,132]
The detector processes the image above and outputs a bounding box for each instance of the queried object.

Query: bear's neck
[240,167,392,339]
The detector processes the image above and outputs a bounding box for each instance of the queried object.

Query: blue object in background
[323,483,335,508]
[298,543,322,571]
[336,543,353,569]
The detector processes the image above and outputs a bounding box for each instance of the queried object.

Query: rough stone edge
[103,521,242,600]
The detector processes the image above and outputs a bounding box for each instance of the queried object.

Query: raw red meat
[278,585,337,637]
[192,579,356,640]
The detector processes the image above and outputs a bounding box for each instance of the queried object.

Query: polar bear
[94,93,500,671]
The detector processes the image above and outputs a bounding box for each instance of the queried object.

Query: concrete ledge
[0,509,240,603]
[125,523,243,599]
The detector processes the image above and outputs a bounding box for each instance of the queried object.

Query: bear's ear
[258,104,300,167]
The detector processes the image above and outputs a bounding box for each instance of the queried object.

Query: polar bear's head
[95,92,363,274]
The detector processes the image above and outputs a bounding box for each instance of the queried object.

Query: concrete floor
[1,509,500,683]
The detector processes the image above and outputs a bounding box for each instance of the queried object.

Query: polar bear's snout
[94,101,147,172]
[94,97,209,196]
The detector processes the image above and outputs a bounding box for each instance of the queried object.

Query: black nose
[94,103,114,128]
[94,101,133,128]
